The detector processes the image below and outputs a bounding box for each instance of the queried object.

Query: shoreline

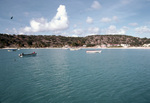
[2,47,150,49]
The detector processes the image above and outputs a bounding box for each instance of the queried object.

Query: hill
[1,33,150,48]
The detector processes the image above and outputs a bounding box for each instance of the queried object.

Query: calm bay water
[0,49,150,103]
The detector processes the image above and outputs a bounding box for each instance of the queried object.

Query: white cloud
[5,28,18,34]
[100,17,111,23]
[100,16,118,23]
[86,17,93,24]
[71,35,79,37]
[129,22,138,26]
[88,27,100,35]
[135,26,150,34]
[70,27,100,37]
[122,26,129,31]
[107,25,118,34]
[91,1,101,10]
[102,25,127,34]
[49,5,69,30]
[20,5,69,33]
[72,29,84,35]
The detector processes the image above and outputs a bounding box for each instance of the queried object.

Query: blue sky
[0,0,150,38]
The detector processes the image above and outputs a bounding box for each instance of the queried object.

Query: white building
[101,44,107,48]
[143,44,150,47]
[120,44,130,48]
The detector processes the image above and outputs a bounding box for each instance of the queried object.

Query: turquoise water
[0,49,150,103]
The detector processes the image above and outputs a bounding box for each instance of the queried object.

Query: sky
[0,0,150,38]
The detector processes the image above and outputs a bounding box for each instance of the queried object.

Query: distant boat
[8,50,11,52]
[8,49,17,52]
[19,52,37,57]
[70,48,81,51]
[86,50,101,53]
[62,47,68,49]
[12,49,17,51]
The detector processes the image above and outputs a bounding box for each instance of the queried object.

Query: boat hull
[86,50,101,53]
[19,53,37,57]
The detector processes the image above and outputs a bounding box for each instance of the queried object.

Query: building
[143,44,150,47]
[120,44,130,48]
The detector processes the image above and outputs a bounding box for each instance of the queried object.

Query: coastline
[2,47,150,49]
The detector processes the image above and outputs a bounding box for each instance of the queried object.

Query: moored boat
[86,50,101,53]
[69,48,81,51]
[19,52,37,57]
[12,49,17,51]
[8,49,17,52]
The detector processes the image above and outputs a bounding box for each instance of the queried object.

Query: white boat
[62,47,68,49]
[86,50,101,53]
[69,48,80,51]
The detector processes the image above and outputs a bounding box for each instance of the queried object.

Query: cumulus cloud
[129,22,138,26]
[20,5,69,33]
[100,16,118,23]
[70,27,100,37]
[88,27,100,35]
[122,26,129,31]
[91,1,101,10]
[86,17,93,24]
[100,17,112,23]
[135,26,150,34]
[72,29,84,35]
[5,28,18,34]
[102,25,127,34]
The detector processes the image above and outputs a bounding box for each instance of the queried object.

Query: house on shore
[143,44,150,47]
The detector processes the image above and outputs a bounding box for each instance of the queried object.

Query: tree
[27,40,32,46]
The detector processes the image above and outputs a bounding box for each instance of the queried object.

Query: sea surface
[0,49,150,103]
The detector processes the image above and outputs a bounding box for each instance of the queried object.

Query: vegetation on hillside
[1,33,150,48]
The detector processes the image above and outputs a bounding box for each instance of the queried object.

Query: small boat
[19,52,37,57]
[70,48,81,51]
[8,49,17,52]
[86,50,101,53]
[12,49,17,51]
[8,50,11,52]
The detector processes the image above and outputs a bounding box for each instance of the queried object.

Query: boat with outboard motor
[19,52,37,57]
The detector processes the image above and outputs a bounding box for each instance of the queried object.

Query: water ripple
[1,49,150,103]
